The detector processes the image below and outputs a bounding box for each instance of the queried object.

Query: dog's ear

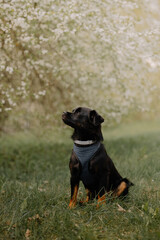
[89,110,104,126]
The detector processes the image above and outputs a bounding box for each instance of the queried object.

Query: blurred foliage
[0,0,160,131]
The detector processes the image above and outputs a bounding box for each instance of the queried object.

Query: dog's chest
[73,142,100,187]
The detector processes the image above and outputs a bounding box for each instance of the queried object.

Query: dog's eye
[90,111,96,121]
[90,115,94,120]
[72,107,81,114]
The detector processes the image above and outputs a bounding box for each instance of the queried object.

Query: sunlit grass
[0,121,160,239]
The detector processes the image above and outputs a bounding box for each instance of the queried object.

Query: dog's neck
[71,126,103,142]
[74,139,96,146]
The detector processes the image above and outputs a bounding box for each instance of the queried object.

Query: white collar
[74,140,96,146]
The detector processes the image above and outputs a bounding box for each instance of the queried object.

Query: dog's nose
[62,111,67,120]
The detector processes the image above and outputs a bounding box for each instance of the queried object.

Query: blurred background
[0,0,160,133]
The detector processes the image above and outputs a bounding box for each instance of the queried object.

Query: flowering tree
[0,0,160,130]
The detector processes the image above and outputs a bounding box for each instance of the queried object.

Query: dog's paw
[96,194,106,208]
[68,200,76,209]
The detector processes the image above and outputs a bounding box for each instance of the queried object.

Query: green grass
[0,121,160,240]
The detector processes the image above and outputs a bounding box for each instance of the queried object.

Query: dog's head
[62,107,104,130]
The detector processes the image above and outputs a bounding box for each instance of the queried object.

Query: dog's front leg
[69,176,79,208]
[97,189,106,207]
[97,173,108,207]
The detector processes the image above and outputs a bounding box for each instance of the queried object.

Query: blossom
[6,66,13,74]
[0,0,160,129]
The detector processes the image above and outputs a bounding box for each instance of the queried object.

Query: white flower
[5,108,12,111]
[21,81,26,87]
[42,49,48,55]
[38,90,46,96]
[33,93,39,99]
[146,57,160,69]
[6,66,13,74]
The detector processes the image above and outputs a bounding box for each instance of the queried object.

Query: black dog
[62,107,133,208]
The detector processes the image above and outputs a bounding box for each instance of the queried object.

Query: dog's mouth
[62,112,70,123]
[62,112,67,121]
[62,112,74,126]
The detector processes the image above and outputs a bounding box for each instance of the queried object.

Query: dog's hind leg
[113,181,127,197]
[113,178,134,198]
